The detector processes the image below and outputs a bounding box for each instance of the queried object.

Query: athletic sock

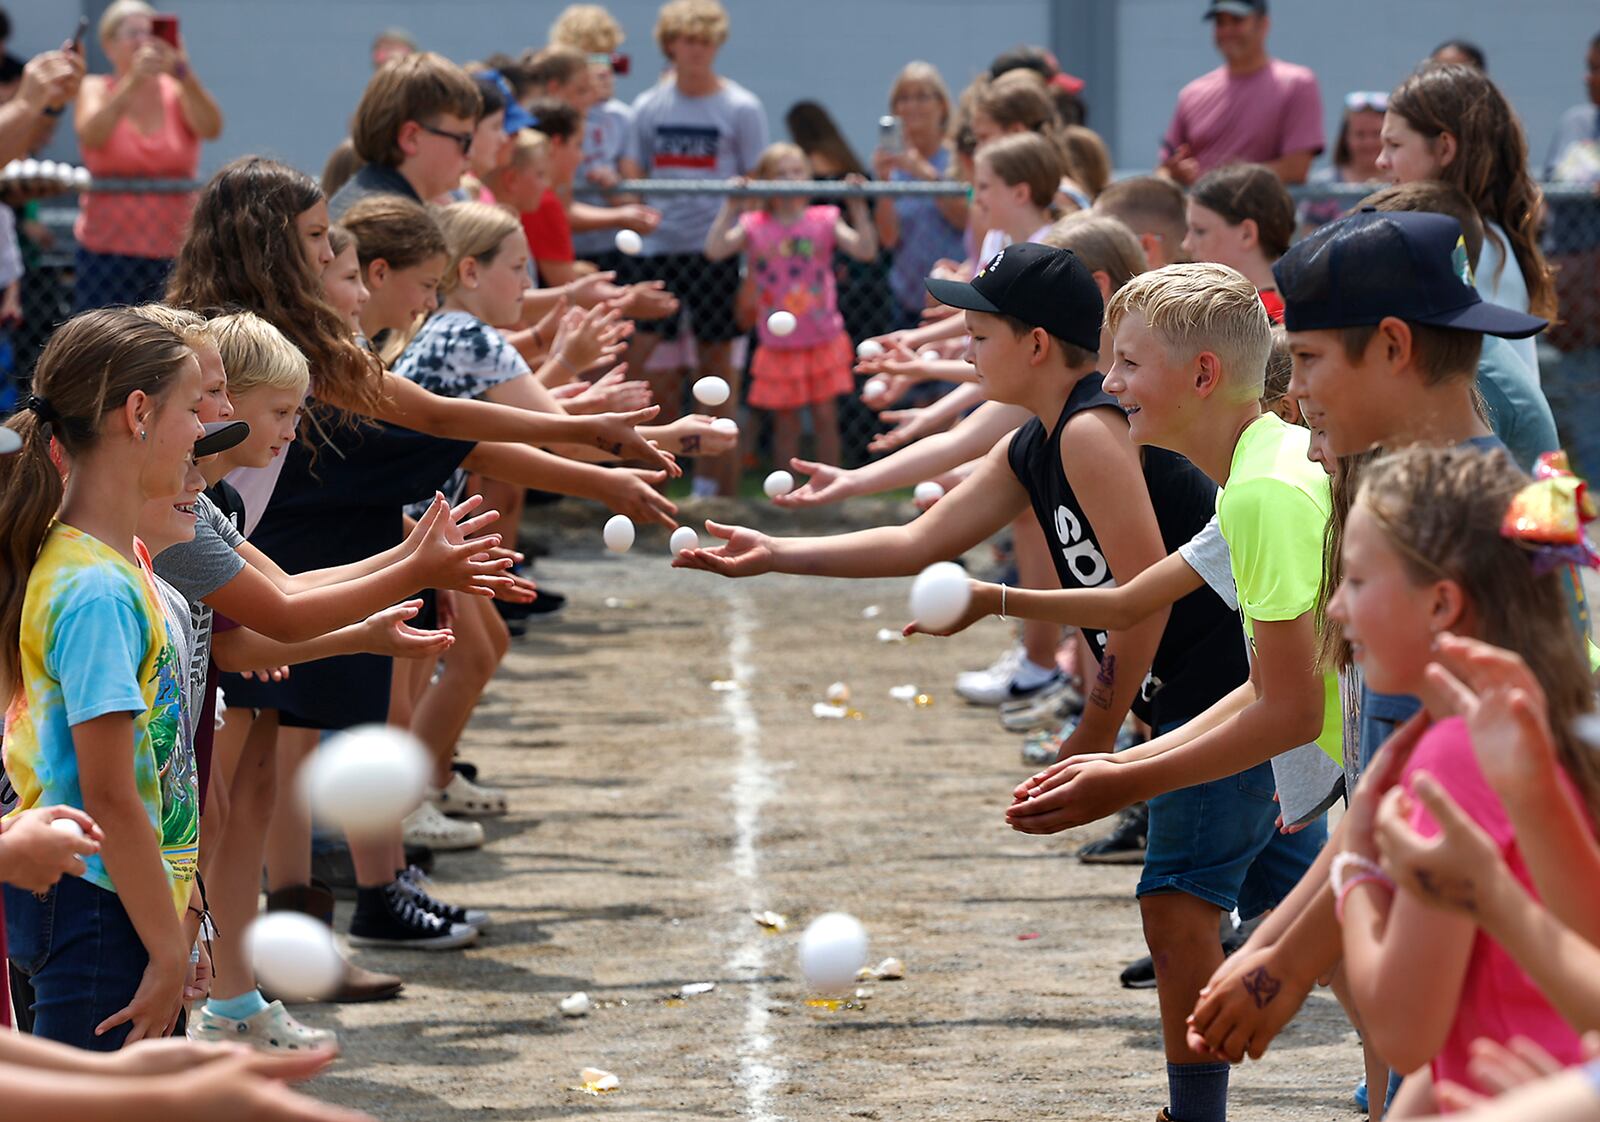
[1013,657,1058,689]
[1167,1061,1230,1122]
[207,989,270,1021]
[354,884,389,919]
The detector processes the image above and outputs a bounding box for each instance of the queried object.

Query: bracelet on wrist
[42,104,65,118]
[1330,851,1395,922]
[999,582,1007,621]
[555,352,579,377]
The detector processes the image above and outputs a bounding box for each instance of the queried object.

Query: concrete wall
[7,1,1597,180]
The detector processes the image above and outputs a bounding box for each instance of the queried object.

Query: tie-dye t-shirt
[1,523,197,915]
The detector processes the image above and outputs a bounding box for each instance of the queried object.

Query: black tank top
[1006,373,1248,726]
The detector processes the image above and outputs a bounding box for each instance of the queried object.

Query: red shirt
[1260,288,1285,325]
[522,189,575,265]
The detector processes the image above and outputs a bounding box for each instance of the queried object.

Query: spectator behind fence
[1379,62,1555,380]
[1430,38,1487,72]
[330,51,481,219]
[1159,0,1323,185]
[785,99,893,342]
[71,1,221,311]
[621,0,767,499]
[371,27,416,71]
[1300,90,1386,229]
[0,10,84,167]
[873,61,967,331]
[1545,31,1600,183]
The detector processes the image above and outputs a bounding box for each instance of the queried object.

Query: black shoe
[348,883,479,950]
[311,841,434,899]
[397,866,490,928]
[1121,922,1248,990]
[1077,803,1149,865]
[451,760,479,783]
[525,587,566,616]
[1120,955,1157,989]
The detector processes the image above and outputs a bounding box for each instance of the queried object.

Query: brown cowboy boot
[263,881,403,1003]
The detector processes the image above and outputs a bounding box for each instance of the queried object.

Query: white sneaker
[433,771,508,818]
[402,799,484,851]
[189,999,338,1053]
[954,645,1022,704]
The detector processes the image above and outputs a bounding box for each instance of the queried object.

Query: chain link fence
[15,176,1600,481]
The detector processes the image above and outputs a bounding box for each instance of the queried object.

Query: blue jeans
[4,876,149,1050]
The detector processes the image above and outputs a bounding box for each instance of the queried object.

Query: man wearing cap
[1186,209,1557,1083]
[1160,0,1323,186]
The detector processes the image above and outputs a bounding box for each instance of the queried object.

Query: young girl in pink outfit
[1331,445,1600,1116]
[706,142,877,470]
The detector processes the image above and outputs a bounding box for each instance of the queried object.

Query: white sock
[1013,657,1057,688]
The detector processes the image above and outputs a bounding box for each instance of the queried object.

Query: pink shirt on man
[1400,716,1586,1089]
[1161,59,1324,175]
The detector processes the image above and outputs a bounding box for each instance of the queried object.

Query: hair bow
[1501,451,1600,575]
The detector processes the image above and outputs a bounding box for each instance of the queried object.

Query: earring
[138,429,147,441]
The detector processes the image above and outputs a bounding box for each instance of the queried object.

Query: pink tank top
[75,75,201,259]
[740,206,844,349]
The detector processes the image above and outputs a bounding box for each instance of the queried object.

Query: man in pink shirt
[1160,0,1323,185]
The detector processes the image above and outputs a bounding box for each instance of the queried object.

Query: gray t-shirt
[1177,515,1237,611]
[153,492,246,720]
[628,76,768,254]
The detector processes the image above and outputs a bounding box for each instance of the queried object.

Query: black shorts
[631,252,743,343]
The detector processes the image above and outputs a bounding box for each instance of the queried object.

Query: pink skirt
[748,333,855,411]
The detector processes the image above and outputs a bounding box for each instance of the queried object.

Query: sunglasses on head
[588,51,630,76]
[1344,90,1388,113]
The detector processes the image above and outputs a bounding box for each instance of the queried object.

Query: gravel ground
[301,502,1368,1122]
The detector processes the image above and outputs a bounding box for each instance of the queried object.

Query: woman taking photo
[73,0,222,311]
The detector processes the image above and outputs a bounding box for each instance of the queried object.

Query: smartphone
[878,115,903,155]
[151,13,180,48]
[69,14,88,54]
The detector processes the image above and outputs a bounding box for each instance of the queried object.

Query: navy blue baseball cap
[925,242,1104,354]
[1273,209,1547,339]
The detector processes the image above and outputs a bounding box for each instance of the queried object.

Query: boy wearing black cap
[678,244,1263,1122]
[1185,209,1554,1072]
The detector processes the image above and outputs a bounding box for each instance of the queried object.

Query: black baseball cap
[1204,0,1266,18]
[925,243,1104,354]
[194,420,249,458]
[1273,209,1547,339]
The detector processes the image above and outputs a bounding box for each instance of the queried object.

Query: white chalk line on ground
[722,588,783,1121]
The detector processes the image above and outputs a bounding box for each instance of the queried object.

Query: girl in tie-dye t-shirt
[0,309,205,1050]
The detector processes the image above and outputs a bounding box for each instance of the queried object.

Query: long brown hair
[0,310,193,707]
[1388,63,1555,319]
[1315,449,1379,674]
[1355,445,1599,817]
[167,157,381,415]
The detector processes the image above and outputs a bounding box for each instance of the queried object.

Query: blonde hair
[1105,262,1272,401]
[98,0,154,45]
[654,0,729,53]
[749,142,808,213]
[1042,212,1148,294]
[126,303,209,349]
[206,311,311,398]
[502,128,551,171]
[977,131,1063,211]
[550,4,625,53]
[435,202,523,297]
[888,61,952,131]
[1355,445,1599,819]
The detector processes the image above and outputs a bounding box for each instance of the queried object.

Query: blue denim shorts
[4,875,150,1050]
[1137,757,1327,919]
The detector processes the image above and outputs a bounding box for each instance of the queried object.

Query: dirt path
[311,517,1361,1121]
